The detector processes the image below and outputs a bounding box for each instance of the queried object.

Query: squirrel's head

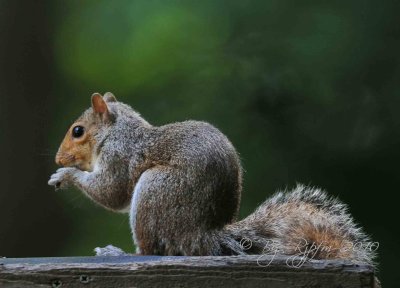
[55,92,117,171]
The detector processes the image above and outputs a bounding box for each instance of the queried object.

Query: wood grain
[0,255,376,288]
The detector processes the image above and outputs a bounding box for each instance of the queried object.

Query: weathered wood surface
[0,255,376,288]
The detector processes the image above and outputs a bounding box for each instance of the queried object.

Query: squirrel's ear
[91,93,111,121]
[103,92,117,103]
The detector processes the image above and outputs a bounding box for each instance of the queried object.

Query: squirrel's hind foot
[94,245,128,256]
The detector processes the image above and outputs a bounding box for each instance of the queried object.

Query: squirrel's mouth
[56,152,94,172]
[74,163,92,172]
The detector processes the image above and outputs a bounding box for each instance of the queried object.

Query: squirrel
[48,92,376,265]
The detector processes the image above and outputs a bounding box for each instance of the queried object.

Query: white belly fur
[129,174,146,253]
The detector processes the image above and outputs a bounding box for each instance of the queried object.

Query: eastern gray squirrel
[48,93,376,265]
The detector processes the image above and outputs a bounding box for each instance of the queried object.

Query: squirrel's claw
[48,167,76,190]
[48,175,60,187]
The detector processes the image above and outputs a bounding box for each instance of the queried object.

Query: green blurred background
[0,0,398,286]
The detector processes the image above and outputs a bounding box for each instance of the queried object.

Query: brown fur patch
[56,120,97,171]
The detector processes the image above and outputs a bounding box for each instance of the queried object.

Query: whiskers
[67,192,86,209]
[39,148,58,158]
[38,153,56,157]
[117,215,129,230]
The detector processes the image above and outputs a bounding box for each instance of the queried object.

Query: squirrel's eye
[72,126,85,138]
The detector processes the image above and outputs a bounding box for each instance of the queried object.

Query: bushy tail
[220,184,377,265]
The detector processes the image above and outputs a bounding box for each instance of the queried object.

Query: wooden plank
[0,255,376,288]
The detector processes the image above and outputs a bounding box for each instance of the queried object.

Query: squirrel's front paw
[48,167,77,190]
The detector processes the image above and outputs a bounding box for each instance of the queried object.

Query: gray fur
[49,99,242,255]
[223,185,376,265]
[49,98,376,266]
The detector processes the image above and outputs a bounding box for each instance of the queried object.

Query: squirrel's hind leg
[94,245,129,256]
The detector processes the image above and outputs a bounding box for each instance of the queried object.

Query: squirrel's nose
[55,152,75,167]
[55,153,62,166]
